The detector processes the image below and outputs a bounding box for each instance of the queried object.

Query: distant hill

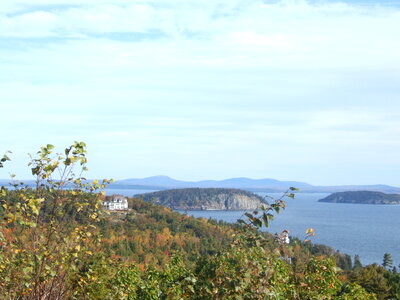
[110,176,400,193]
[136,188,266,210]
[113,175,312,191]
[2,176,400,194]
[318,191,400,205]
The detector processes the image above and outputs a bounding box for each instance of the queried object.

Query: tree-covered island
[137,188,266,210]
[319,191,400,205]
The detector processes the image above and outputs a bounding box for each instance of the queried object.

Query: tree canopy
[0,143,385,299]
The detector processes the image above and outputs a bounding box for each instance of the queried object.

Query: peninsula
[318,191,400,205]
[137,188,266,210]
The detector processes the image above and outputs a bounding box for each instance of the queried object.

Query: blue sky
[1,0,400,186]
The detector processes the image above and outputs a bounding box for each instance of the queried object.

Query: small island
[137,188,266,210]
[318,191,400,205]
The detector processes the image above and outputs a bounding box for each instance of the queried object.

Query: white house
[275,229,290,244]
[104,195,128,210]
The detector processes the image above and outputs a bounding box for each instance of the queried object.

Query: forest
[1,143,400,299]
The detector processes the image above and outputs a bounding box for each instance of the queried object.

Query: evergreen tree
[350,264,390,298]
[354,254,363,270]
[383,253,393,269]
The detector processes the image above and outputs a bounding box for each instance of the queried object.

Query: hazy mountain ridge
[110,176,400,193]
[2,176,399,193]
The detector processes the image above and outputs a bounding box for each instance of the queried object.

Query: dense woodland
[99,198,235,269]
[1,143,400,299]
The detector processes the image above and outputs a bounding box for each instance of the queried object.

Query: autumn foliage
[0,143,379,299]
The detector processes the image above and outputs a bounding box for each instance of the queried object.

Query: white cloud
[0,0,399,70]
[227,32,298,51]
[1,0,400,184]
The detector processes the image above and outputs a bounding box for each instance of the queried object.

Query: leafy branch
[0,151,11,168]
[238,187,300,229]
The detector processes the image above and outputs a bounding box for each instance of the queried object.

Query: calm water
[106,189,400,266]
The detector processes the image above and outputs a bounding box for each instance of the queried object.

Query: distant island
[136,188,266,210]
[318,191,400,205]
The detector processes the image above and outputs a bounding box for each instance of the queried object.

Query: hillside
[99,197,236,269]
[137,188,266,210]
[319,191,400,204]
[0,143,391,299]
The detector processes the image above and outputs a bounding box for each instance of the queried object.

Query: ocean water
[105,189,400,266]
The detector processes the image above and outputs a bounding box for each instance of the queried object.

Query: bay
[105,188,400,266]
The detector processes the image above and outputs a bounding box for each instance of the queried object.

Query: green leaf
[262,213,269,227]
[0,153,11,168]
[252,218,262,228]
[22,267,33,274]
[31,166,40,175]
[271,204,280,213]
[244,212,253,219]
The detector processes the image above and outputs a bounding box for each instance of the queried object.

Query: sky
[1,0,400,186]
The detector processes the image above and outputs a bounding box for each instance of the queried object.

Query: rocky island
[137,188,266,210]
[318,191,400,205]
